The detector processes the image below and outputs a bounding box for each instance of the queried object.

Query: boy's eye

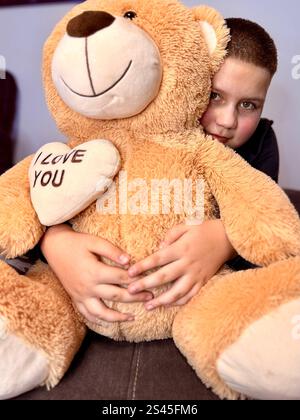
[210,92,221,101]
[240,101,256,110]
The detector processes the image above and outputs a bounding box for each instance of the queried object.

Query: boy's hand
[128,220,236,310]
[40,225,153,324]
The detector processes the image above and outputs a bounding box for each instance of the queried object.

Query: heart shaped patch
[29,140,121,226]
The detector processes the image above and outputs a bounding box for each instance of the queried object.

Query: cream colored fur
[0,318,48,400]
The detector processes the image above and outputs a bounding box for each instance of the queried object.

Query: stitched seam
[85,38,96,96]
[125,343,138,400]
[131,344,142,401]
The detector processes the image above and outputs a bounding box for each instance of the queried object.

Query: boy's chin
[223,140,236,149]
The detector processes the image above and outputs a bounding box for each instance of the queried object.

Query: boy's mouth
[210,133,231,144]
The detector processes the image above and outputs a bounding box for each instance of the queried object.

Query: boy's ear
[192,6,230,74]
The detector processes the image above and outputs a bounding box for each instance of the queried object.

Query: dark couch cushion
[285,190,300,214]
[15,335,218,401]
[0,72,17,175]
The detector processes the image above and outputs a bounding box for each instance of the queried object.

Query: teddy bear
[1,0,300,401]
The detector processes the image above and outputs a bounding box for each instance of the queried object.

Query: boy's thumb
[161,224,188,247]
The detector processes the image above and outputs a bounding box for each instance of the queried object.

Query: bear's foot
[0,260,86,398]
[217,298,300,400]
[173,257,300,400]
[0,317,48,399]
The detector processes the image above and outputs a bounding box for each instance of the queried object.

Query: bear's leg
[0,260,86,399]
[173,257,300,400]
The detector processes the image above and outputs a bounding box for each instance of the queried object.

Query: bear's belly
[88,293,181,342]
[73,148,216,262]
[72,141,217,341]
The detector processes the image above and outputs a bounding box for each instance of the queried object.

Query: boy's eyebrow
[242,96,265,103]
[212,86,265,103]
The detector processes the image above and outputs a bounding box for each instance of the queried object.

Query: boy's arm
[0,156,45,258]
[228,121,279,270]
[198,136,300,266]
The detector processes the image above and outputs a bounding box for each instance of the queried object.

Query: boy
[38,18,279,322]
[202,18,279,183]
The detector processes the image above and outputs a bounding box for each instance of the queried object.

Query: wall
[0,0,299,189]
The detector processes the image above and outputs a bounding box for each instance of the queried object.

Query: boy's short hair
[225,18,278,77]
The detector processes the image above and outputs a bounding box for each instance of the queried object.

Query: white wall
[0,1,299,189]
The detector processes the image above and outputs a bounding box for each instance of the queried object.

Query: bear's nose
[67,11,115,38]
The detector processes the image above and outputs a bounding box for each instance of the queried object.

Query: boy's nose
[67,11,115,38]
[216,107,238,130]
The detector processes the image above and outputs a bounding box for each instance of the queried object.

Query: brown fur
[0,260,86,388]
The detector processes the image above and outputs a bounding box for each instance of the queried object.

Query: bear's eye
[123,11,137,20]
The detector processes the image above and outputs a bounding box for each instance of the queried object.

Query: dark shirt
[227,118,280,271]
[235,118,279,183]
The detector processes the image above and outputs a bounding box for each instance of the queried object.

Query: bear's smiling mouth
[61,60,133,98]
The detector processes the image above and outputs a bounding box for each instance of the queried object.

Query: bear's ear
[192,6,230,73]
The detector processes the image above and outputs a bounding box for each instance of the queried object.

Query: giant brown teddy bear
[1,0,300,400]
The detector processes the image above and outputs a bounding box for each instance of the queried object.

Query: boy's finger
[79,299,135,324]
[172,283,201,307]
[95,285,153,303]
[97,264,132,286]
[128,246,177,278]
[89,237,131,266]
[162,224,188,247]
[144,276,193,311]
[128,260,183,294]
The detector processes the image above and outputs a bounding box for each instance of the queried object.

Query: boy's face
[201,58,272,149]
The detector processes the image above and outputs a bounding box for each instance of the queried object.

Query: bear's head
[43,0,229,142]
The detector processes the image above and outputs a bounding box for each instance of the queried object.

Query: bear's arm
[0,156,45,258]
[198,136,300,266]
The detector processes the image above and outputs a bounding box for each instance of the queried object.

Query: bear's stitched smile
[61,60,133,98]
